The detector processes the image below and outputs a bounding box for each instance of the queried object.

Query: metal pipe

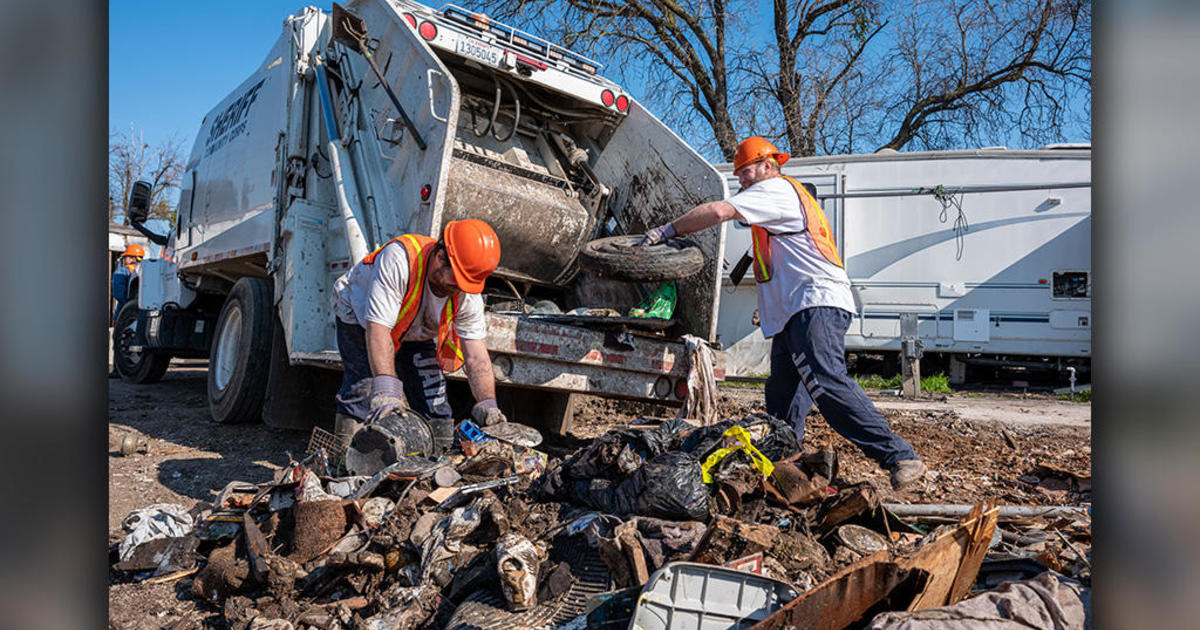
[883,503,1089,521]
[818,181,1090,200]
[314,57,369,263]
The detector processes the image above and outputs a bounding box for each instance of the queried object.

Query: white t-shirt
[726,176,857,338]
[331,241,487,341]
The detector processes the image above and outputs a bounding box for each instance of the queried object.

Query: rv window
[1052,271,1090,299]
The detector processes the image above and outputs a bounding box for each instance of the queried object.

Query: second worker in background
[640,137,927,491]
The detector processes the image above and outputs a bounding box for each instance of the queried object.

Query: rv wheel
[208,277,274,424]
[113,302,171,384]
[578,235,705,282]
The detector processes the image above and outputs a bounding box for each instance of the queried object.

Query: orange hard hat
[732,137,790,173]
[122,243,145,258]
[443,219,501,294]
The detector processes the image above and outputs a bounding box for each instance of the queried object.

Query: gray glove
[471,399,508,426]
[366,375,406,424]
[636,222,676,247]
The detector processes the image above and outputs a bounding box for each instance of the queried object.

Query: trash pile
[110,411,1091,630]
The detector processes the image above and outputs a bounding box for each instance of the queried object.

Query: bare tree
[876,0,1092,151]
[462,0,763,160]
[108,124,186,225]
[459,0,1089,159]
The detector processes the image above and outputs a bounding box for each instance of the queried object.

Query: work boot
[889,459,927,491]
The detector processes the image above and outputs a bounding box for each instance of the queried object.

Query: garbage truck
[113,0,728,434]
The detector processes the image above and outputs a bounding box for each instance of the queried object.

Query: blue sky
[110,1,332,150]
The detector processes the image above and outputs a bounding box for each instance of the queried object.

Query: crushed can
[514,449,548,478]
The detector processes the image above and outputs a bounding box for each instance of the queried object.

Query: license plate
[456,36,502,67]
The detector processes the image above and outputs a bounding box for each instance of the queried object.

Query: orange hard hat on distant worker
[443,219,501,294]
[732,137,790,173]
[122,243,145,258]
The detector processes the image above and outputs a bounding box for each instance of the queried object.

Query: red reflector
[615,95,629,111]
[513,53,548,71]
[420,185,432,201]
[419,21,437,40]
[402,12,416,28]
[675,378,688,400]
[1038,278,1048,284]
[601,89,615,106]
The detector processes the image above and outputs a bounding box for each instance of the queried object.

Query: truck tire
[112,302,171,384]
[578,235,705,282]
[208,277,274,424]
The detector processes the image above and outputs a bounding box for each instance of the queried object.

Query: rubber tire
[112,301,171,384]
[578,235,705,282]
[208,277,274,424]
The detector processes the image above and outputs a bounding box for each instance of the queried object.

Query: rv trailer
[715,146,1091,382]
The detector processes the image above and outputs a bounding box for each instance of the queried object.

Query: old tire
[113,302,171,384]
[578,235,705,282]
[208,277,274,424]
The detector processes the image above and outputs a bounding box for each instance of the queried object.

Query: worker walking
[639,137,926,490]
[110,244,145,378]
[330,219,507,442]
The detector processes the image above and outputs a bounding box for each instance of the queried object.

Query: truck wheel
[578,235,705,282]
[208,277,274,424]
[112,302,171,384]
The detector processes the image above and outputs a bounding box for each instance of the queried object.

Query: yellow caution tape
[700,425,775,483]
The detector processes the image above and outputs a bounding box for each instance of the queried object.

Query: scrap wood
[895,502,1000,610]
[243,512,270,584]
[143,567,199,585]
[688,515,778,565]
[749,551,927,630]
[818,485,879,532]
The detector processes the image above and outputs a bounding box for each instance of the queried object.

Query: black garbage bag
[557,419,692,481]
[679,412,800,461]
[559,452,710,521]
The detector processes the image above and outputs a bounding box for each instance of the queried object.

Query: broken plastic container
[628,562,798,630]
[493,533,544,612]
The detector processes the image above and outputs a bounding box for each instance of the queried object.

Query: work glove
[636,222,676,247]
[366,375,406,424]
[471,399,508,426]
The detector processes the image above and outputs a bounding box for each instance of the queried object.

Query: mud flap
[263,315,340,430]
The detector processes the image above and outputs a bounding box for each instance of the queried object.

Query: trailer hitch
[331,3,427,150]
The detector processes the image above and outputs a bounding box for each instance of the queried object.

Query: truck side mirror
[128,180,152,224]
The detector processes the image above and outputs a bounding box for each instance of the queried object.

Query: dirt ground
[108,362,1091,629]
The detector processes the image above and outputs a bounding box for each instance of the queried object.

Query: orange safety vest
[750,176,844,282]
[361,234,465,372]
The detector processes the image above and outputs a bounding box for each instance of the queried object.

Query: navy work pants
[765,307,918,468]
[335,318,452,422]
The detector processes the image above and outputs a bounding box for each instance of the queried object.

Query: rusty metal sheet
[750,551,927,630]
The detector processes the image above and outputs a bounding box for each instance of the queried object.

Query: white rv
[715,147,1091,381]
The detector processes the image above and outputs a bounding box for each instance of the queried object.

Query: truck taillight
[402,12,416,28]
[675,378,688,400]
[601,89,615,107]
[419,21,437,40]
[616,95,629,112]
[420,185,432,201]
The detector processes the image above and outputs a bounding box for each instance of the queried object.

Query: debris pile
[110,411,1090,629]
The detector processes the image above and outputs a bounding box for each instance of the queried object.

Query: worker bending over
[640,137,926,490]
[331,219,506,442]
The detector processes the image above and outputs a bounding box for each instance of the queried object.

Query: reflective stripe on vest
[362,234,465,372]
[749,177,844,282]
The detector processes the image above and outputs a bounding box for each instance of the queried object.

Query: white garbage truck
[114,0,728,433]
